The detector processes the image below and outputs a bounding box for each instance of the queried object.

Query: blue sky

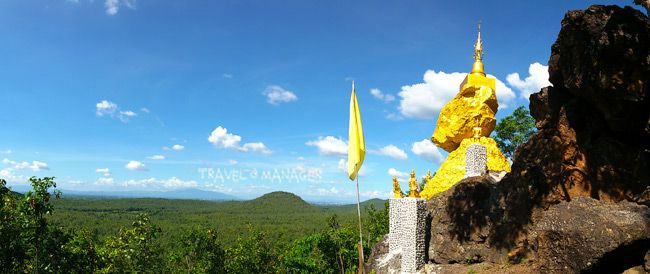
[0,0,628,202]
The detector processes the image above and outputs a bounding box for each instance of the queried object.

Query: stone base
[420,137,510,199]
[389,198,427,273]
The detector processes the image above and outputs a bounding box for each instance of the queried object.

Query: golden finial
[425,169,432,181]
[392,176,403,198]
[471,21,486,76]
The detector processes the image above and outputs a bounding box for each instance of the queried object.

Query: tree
[98,213,164,273]
[167,228,226,274]
[224,226,277,273]
[493,106,536,159]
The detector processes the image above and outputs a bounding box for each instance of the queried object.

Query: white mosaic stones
[389,197,427,273]
[465,144,487,178]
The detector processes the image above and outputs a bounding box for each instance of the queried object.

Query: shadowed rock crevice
[582,239,650,274]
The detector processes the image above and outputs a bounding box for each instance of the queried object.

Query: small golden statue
[472,117,482,140]
[392,176,403,198]
[425,169,433,181]
[408,169,420,198]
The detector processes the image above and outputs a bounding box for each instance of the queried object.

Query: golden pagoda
[420,25,511,199]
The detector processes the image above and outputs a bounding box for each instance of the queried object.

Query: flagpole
[355,164,365,273]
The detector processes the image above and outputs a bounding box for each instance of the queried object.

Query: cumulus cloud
[96,100,118,116]
[0,168,28,183]
[95,177,115,186]
[95,100,138,122]
[95,168,111,177]
[2,158,49,171]
[388,168,409,181]
[125,160,147,171]
[372,145,408,160]
[208,126,272,154]
[411,139,444,163]
[96,176,198,190]
[370,88,395,103]
[241,142,272,154]
[147,155,165,160]
[172,144,185,151]
[506,62,552,100]
[105,0,136,16]
[263,85,298,105]
[397,69,516,119]
[306,136,347,156]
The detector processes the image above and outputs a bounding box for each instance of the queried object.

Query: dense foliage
[0,177,389,273]
[493,106,536,159]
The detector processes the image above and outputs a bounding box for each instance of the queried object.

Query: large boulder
[509,4,650,209]
[532,196,650,273]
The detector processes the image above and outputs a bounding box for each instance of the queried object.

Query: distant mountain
[60,188,238,201]
[248,191,314,210]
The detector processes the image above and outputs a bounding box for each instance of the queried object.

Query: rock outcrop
[368,4,650,273]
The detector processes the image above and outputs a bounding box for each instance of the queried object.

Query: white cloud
[397,69,515,119]
[306,136,347,156]
[372,145,408,160]
[95,177,115,186]
[506,62,552,100]
[147,155,165,160]
[105,0,136,16]
[96,100,138,123]
[370,88,395,103]
[208,126,272,154]
[171,144,185,151]
[2,158,49,171]
[96,100,118,116]
[385,112,403,121]
[205,183,234,193]
[105,0,119,15]
[1,150,11,154]
[241,142,272,154]
[95,168,111,177]
[388,168,409,181]
[120,110,136,117]
[0,168,27,183]
[98,176,198,190]
[411,139,444,163]
[140,107,150,113]
[159,177,197,189]
[125,160,147,171]
[208,126,241,149]
[263,85,298,105]
[228,159,238,165]
[222,73,233,79]
[308,186,386,199]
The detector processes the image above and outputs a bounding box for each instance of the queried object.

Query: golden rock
[431,73,497,153]
[408,169,420,198]
[420,137,510,199]
[392,176,403,198]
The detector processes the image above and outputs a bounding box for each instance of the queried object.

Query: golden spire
[471,22,485,76]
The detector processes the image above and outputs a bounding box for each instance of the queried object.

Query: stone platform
[389,197,427,273]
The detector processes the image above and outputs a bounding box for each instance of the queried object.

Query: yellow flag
[348,81,365,180]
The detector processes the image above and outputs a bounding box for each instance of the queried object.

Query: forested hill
[50,190,387,246]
